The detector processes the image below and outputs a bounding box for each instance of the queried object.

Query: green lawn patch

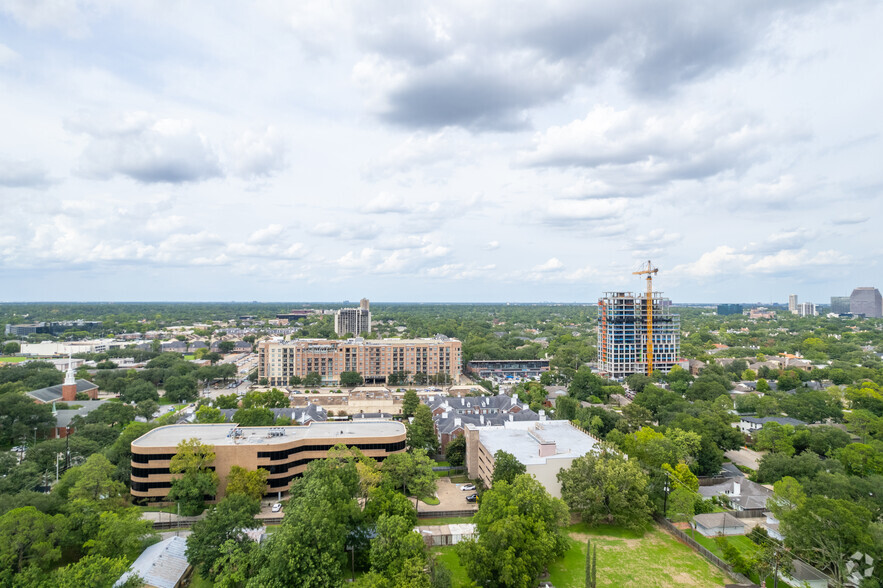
[183,354,196,360]
[0,357,29,363]
[189,571,214,587]
[548,523,732,587]
[435,460,451,467]
[418,516,474,526]
[419,495,440,505]
[692,533,757,559]
[448,475,468,484]
[431,546,476,587]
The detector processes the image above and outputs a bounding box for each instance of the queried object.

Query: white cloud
[224,126,287,178]
[533,257,564,272]
[362,192,412,214]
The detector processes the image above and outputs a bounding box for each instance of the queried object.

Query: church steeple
[62,352,77,401]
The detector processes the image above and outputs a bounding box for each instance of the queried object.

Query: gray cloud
[356,0,833,130]
[0,159,52,188]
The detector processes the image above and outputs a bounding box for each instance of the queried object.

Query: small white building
[116,536,191,588]
[692,512,745,537]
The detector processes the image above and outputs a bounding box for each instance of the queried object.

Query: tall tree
[401,390,420,418]
[167,438,219,516]
[492,450,526,486]
[187,494,261,580]
[225,466,270,503]
[458,474,568,588]
[445,435,466,467]
[0,506,62,577]
[558,444,652,532]
[406,404,438,454]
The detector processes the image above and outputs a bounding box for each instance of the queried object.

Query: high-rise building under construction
[597,263,680,379]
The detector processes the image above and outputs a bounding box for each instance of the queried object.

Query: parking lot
[418,477,478,515]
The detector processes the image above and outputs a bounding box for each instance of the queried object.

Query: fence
[655,516,754,585]
[151,516,284,530]
[416,509,477,519]
[432,465,466,473]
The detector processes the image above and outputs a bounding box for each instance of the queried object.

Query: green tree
[216,393,240,409]
[119,379,159,404]
[558,444,652,531]
[232,407,275,426]
[781,496,874,585]
[381,449,437,500]
[836,442,883,476]
[187,494,261,579]
[211,538,255,588]
[340,371,364,387]
[0,393,55,445]
[406,404,438,454]
[755,422,796,455]
[84,402,136,428]
[445,435,466,467]
[218,341,236,354]
[585,538,596,588]
[401,390,420,418]
[492,450,527,486]
[225,466,270,502]
[364,486,418,527]
[303,372,322,387]
[458,474,568,588]
[2,342,21,354]
[135,399,159,421]
[167,438,219,516]
[82,507,157,561]
[196,405,226,423]
[52,554,140,588]
[67,453,127,504]
[369,513,427,577]
[164,375,198,403]
[0,506,62,576]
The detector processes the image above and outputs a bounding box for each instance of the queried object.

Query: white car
[461,484,476,491]
[271,503,282,513]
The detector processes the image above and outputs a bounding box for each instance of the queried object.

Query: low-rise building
[736,416,806,434]
[464,420,599,498]
[130,421,406,502]
[465,359,549,381]
[116,536,191,588]
[692,512,745,537]
[27,363,98,404]
[698,478,773,513]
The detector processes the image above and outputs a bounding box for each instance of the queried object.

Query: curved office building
[130,421,406,502]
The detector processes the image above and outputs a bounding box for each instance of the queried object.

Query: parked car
[461,484,476,491]
[466,494,478,503]
[271,503,282,513]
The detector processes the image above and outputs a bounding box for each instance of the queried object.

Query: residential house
[692,512,746,537]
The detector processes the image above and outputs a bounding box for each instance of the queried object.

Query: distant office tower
[788,294,798,313]
[598,291,680,379]
[830,296,851,314]
[717,304,743,316]
[334,299,371,336]
[850,287,883,318]
[796,302,817,317]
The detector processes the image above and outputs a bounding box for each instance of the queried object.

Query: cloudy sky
[1,1,881,303]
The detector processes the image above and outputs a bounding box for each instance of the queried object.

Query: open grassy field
[418,516,474,526]
[0,357,30,362]
[431,522,732,588]
[547,523,732,588]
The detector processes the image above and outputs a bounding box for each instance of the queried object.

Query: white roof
[116,536,189,588]
[473,420,598,465]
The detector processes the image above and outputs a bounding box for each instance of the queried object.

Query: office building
[130,421,406,502]
[716,304,743,316]
[464,420,599,498]
[850,287,883,318]
[257,336,462,386]
[796,302,817,317]
[597,291,680,378]
[788,294,798,313]
[334,298,371,336]
[465,359,549,380]
[830,296,851,314]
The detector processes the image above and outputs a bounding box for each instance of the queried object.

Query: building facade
[830,296,851,314]
[796,302,817,317]
[850,287,883,317]
[257,336,462,386]
[716,304,743,316]
[130,421,406,502]
[464,420,599,498]
[597,291,680,379]
[334,298,371,336]
[465,359,549,380]
[788,294,798,313]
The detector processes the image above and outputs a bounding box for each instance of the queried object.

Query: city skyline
[1,2,882,303]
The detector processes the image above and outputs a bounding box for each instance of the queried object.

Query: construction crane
[633,260,658,375]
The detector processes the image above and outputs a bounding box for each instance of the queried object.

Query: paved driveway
[418,477,478,514]
[725,448,766,471]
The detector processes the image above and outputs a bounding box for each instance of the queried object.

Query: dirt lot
[725,448,766,471]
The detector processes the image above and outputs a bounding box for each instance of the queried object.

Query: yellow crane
[633,260,658,375]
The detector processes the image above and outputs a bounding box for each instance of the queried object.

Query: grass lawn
[140,504,178,514]
[431,546,476,587]
[189,571,213,587]
[418,516,474,525]
[419,495,441,505]
[691,533,757,559]
[435,460,452,467]
[547,523,732,587]
[183,354,196,360]
[448,474,469,484]
[0,357,29,362]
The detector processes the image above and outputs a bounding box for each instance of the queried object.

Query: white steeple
[64,352,76,386]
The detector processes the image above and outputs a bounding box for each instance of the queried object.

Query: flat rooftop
[132,420,405,449]
[475,420,598,465]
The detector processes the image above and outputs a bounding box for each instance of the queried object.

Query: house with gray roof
[692,512,746,537]
[51,400,107,438]
[434,407,541,451]
[737,416,806,434]
[27,379,98,404]
[699,478,774,513]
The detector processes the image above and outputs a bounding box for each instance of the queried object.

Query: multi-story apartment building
[850,287,883,318]
[796,302,817,317]
[258,336,462,386]
[597,291,680,379]
[130,421,406,502]
[334,298,371,336]
[788,294,799,313]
